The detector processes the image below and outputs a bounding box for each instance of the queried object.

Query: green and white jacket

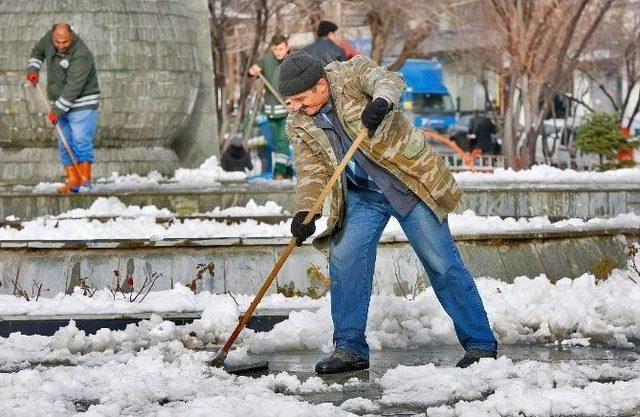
[26,30,100,116]
[258,51,287,119]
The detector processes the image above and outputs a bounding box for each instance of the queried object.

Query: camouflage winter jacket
[285,55,462,252]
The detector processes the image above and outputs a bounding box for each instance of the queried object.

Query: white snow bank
[1,327,640,416]
[0,339,353,417]
[2,264,639,363]
[30,164,640,194]
[31,155,246,193]
[2,204,639,240]
[454,165,640,184]
[379,356,640,416]
[0,284,322,317]
[11,197,283,220]
[173,155,246,185]
[198,199,285,217]
[55,196,173,218]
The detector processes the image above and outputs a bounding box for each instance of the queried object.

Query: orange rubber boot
[78,161,92,186]
[56,166,81,193]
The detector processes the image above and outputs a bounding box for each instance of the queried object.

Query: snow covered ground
[1,197,639,240]
[26,163,640,194]
[1,264,640,416]
[1,264,639,348]
[0,235,638,416]
[1,342,639,417]
[2,165,639,415]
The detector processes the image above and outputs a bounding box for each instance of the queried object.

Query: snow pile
[246,271,640,354]
[4,267,640,368]
[2,203,640,240]
[2,264,640,415]
[0,340,353,416]
[199,199,285,217]
[2,333,640,416]
[97,170,166,189]
[31,156,246,193]
[0,285,323,317]
[378,356,640,416]
[30,164,640,193]
[454,165,640,184]
[0,216,294,240]
[173,155,246,185]
[55,197,173,219]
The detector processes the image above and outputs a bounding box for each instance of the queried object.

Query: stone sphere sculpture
[0,0,201,182]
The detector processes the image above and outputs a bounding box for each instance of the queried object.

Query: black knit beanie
[277,51,326,97]
[317,20,338,37]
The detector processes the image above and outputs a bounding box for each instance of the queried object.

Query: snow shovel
[211,127,368,373]
[33,82,84,181]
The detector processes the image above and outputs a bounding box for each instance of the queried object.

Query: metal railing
[442,153,504,172]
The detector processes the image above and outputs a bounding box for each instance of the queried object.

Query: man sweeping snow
[26,23,99,193]
[278,51,497,374]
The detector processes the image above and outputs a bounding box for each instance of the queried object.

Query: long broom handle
[218,127,368,356]
[34,83,82,171]
[257,71,287,107]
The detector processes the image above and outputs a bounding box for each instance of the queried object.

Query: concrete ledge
[0,229,637,297]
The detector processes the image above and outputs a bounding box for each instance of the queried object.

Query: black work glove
[291,211,318,246]
[361,97,391,138]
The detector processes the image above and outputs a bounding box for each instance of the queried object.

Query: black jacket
[302,38,346,65]
[220,145,253,172]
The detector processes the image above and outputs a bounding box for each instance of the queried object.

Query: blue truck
[396,59,456,133]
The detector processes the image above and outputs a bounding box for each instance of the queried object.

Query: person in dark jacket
[26,23,100,193]
[220,135,253,172]
[468,111,498,154]
[302,20,346,65]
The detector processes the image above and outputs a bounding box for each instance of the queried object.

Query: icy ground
[2,261,640,415]
[1,197,639,240]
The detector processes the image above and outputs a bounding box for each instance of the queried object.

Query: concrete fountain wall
[0,0,217,183]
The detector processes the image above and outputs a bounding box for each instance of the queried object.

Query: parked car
[536,117,599,169]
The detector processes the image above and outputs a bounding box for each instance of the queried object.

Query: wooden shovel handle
[219,127,368,354]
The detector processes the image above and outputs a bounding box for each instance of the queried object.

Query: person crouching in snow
[26,23,99,193]
[220,135,253,173]
[278,51,498,374]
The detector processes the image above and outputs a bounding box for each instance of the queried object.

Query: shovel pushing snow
[211,128,368,374]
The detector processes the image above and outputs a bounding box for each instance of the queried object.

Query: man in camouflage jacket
[278,51,497,374]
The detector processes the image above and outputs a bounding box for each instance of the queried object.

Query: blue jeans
[329,189,497,359]
[56,108,98,166]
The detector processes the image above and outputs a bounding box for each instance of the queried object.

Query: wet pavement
[242,345,640,416]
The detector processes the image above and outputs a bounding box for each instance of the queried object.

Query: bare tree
[579,0,640,129]
[486,0,615,169]
[208,0,233,141]
[357,0,459,70]
[208,0,307,148]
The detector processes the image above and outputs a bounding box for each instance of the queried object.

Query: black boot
[315,349,369,374]
[456,349,497,368]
